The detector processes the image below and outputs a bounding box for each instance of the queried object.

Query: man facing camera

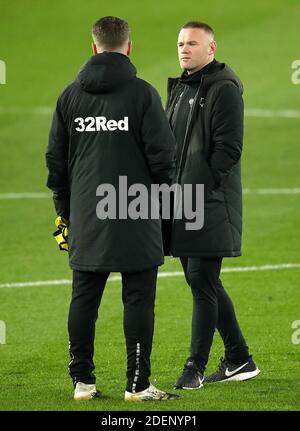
[166,21,260,389]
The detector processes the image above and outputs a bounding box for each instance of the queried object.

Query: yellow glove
[53,216,69,251]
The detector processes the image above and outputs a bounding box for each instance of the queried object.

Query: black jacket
[166,60,244,257]
[46,52,176,272]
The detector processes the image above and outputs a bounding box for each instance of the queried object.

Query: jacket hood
[77,52,136,94]
[168,60,243,95]
[203,61,243,94]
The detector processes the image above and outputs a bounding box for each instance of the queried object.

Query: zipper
[166,80,184,122]
[170,87,186,128]
[171,76,206,250]
[176,75,205,184]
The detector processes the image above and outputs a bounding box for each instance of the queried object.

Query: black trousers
[68,267,157,393]
[180,257,249,372]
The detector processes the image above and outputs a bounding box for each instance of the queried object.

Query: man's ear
[209,40,217,55]
[91,42,98,55]
[126,40,132,57]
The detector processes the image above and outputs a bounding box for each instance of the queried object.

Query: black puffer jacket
[46,52,176,271]
[166,60,244,257]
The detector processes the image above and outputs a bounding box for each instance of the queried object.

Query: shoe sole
[125,395,143,402]
[74,391,101,400]
[125,395,180,401]
[74,394,94,400]
[206,368,261,384]
[174,378,204,390]
[181,384,204,390]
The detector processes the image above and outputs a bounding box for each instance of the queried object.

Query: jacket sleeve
[209,82,244,186]
[46,97,70,219]
[141,86,176,185]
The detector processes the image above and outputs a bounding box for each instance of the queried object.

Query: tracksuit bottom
[68,267,157,393]
[180,257,250,372]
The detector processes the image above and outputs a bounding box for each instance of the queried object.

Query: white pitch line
[0,106,300,119]
[245,109,300,119]
[0,263,299,289]
[0,192,51,199]
[0,188,300,200]
[0,106,53,115]
[243,188,300,195]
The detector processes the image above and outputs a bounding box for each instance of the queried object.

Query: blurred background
[0,0,299,411]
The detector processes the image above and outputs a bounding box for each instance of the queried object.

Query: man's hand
[53,216,69,251]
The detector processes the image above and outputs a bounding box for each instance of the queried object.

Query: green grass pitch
[0,0,300,411]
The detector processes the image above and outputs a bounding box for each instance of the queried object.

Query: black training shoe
[174,358,204,390]
[205,356,260,383]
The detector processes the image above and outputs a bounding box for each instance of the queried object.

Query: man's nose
[180,45,190,53]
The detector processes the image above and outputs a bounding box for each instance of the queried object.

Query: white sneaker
[125,383,180,401]
[74,382,102,400]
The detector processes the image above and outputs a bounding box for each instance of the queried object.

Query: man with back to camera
[46,16,179,401]
[166,21,260,389]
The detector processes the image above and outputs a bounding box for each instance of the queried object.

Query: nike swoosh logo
[198,376,204,385]
[225,362,249,377]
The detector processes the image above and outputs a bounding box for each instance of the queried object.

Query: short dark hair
[181,21,214,38]
[92,16,130,50]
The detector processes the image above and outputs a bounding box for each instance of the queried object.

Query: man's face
[178,28,216,74]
